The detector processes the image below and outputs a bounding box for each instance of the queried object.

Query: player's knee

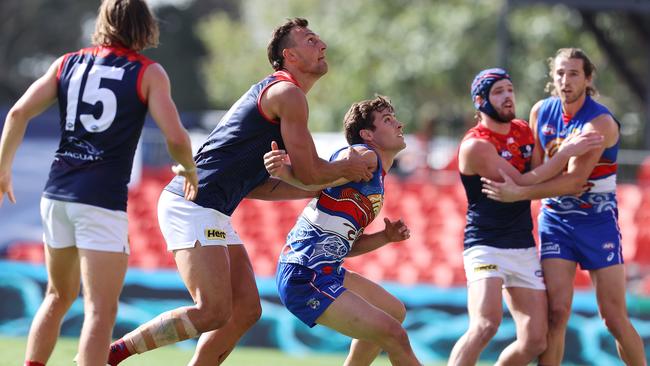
[194,301,231,331]
[83,300,119,325]
[469,319,500,344]
[547,303,571,327]
[45,288,77,309]
[236,301,262,329]
[521,333,547,356]
[377,320,410,348]
[393,302,407,323]
[600,311,628,336]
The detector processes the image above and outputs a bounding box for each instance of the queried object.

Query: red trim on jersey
[562,113,572,125]
[56,53,71,81]
[589,160,618,179]
[256,70,301,125]
[136,60,155,104]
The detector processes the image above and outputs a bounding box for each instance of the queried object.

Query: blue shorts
[276,262,347,327]
[538,208,623,270]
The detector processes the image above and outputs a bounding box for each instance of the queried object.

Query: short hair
[92,0,159,51]
[546,47,598,97]
[344,95,395,145]
[267,18,309,71]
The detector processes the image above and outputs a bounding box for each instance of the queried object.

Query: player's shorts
[276,262,347,327]
[158,190,242,251]
[40,197,129,254]
[539,208,623,270]
[463,245,545,290]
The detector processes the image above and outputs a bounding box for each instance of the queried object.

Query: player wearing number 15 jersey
[0,1,197,365]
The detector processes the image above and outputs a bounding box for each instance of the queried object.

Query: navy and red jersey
[279,145,385,272]
[165,71,298,215]
[460,119,536,249]
[44,45,154,211]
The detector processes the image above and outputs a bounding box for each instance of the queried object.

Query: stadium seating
[6,168,650,292]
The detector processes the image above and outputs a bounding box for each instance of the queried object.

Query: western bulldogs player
[266,96,421,366]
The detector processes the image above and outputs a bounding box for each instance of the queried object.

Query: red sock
[25,362,46,366]
[107,339,133,366]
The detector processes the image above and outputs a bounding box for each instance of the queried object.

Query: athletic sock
[107,339,132,366]
[25,361,46,366]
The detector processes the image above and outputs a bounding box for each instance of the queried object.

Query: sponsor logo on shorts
[607,252,615,262]
[602,242,615,250]
[541,242,560,255]
[474,264,498,272]
[535,270,544,278]
[205,229,226,240]
[306,298,320,310]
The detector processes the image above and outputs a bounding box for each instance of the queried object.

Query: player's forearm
[0,110,30,171]
[347,232,389,257]
[246,178,319,201]
[519,173,586,200]
[165,134,195,172]
[293,158,354,186]
[518,151,570,186]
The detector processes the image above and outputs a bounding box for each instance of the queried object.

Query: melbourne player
[0,1,197,365]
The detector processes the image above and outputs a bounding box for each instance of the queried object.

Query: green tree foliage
[197,0,646,148]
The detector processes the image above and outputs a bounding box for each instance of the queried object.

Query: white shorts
[158,190,242,251]
[40,197,129,254]
[463,245,545,290]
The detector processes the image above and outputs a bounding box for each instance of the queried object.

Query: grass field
[0,337,409,366]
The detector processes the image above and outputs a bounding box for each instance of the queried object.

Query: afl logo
[542,124,556,136]
[306,298,320,310]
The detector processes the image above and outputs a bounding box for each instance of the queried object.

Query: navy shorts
[276,262,347,327]
[538,208,623,270]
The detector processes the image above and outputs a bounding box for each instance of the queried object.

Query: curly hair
[92,0,159,51]
[344,96,395,145]
[267,18,309,71]
[545,47,598,97]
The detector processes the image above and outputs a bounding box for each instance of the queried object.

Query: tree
[197,0,646,149]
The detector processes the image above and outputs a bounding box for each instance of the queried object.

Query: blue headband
[471,68,511,122]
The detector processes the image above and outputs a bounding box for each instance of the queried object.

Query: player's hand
[171,164,198,201]
[344,147,374,182]
[0,170,16,207]
[557,131,603,157]
[264,141,293,180]
[481,169,525,202]
[383,217,410,242]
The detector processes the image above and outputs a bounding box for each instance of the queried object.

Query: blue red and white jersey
[460,120,536,249]
[44,45,154,211]
[536,96,620,216]
[165,71,296,215]
[279,145,385,272]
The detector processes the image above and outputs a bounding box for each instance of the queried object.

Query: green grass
[0,337,403,366]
